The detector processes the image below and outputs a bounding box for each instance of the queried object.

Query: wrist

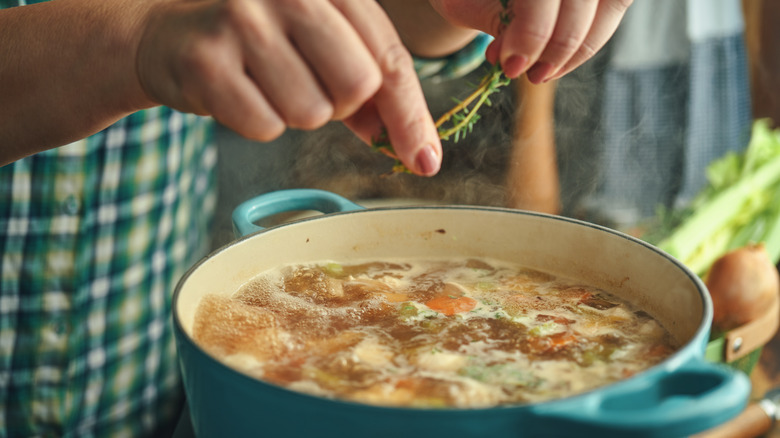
[106,0,165,112]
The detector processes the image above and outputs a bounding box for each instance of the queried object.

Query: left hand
[428,0,632,83]
[136,0,443,176]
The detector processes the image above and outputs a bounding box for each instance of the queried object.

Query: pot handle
[531,357,751,437]
[232,189,364,237]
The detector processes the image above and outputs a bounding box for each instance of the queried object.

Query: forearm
[378,0,480,58]
[0,0,156,165]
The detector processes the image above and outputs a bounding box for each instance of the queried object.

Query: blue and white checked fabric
[0,106,217,437]
[0,3,488,435]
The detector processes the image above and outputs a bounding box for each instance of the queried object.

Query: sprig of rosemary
[370,2,513,175]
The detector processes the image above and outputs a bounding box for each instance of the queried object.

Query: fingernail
[526,62,555,84]
[414,144,441,176]
[485,39,501,65]
[502,55,529,78]
[547,66,569,82]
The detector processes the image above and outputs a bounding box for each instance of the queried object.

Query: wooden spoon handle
[693,403,773,438]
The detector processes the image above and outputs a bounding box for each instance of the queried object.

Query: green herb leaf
[368,1,513,174]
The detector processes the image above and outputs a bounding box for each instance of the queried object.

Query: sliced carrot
[425,295,478,316]
[548,332,578,350]
[529,331,579,355]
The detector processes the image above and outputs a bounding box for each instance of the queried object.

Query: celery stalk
[653,119,780,277]
[658,155,780,265]
[760,196,780,262]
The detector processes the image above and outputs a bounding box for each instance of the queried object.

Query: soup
[192,258,677,408]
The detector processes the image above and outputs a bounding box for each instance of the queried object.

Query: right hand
[135,0,442,176]
[429,0,632,82]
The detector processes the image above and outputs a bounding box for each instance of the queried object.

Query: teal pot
[173,189,750,438]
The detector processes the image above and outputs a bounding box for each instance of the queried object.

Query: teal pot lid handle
[232,189,364,237]
[530,356,751,437]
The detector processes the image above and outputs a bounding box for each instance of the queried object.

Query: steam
[287,64,518,207]
[212,62,593,250]
[552,51,610,222]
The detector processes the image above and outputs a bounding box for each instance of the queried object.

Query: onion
[705,243,780,331]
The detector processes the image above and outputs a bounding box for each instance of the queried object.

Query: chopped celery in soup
[192,258,677,408]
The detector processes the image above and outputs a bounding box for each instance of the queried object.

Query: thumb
[343,99,442,177]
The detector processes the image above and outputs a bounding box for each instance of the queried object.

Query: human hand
[136,0,442,175]
[428,0,632,83]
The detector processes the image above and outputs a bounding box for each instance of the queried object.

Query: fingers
[548,0,633,80]
[283,1,382,121]
[239,0,384,130]
[342,99,382,145]
[526,0,599,84]
[248,0,440,175]
[201,57,287,142]
[139,0,441,175]
[497,0,561,78]
[485,33,501,65]
[136,0,288,141]
[488,0,629,81]
[267,0,441,175]
[334,0,442,176]
[241,24,334,130]
[369,44,441,176]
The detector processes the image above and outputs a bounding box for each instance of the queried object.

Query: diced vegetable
[425,295,478,316]
[458,362,542,388]
[528,331,579,354]
[322,262,345,277]
[579,344,618,366]
[528,321,561,337]
[399,303,419,318]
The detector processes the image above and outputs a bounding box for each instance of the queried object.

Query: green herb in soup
[192,258,677,408]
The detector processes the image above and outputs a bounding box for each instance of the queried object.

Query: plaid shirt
[0,0,486,432]
[0,105,217,437]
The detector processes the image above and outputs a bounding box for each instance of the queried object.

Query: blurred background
[209,0,780,250]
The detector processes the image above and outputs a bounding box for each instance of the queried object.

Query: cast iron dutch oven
[173,189,751,438]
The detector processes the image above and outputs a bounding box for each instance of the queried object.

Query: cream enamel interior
[175,207,706,347]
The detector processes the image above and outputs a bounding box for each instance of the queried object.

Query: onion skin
[705,243,780,331]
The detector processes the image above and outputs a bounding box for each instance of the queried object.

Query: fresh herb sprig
[437,63,511,142]
[370,63,511,175]
[370,2,513,175]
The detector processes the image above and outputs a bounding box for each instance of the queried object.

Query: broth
[192,257,677,408]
